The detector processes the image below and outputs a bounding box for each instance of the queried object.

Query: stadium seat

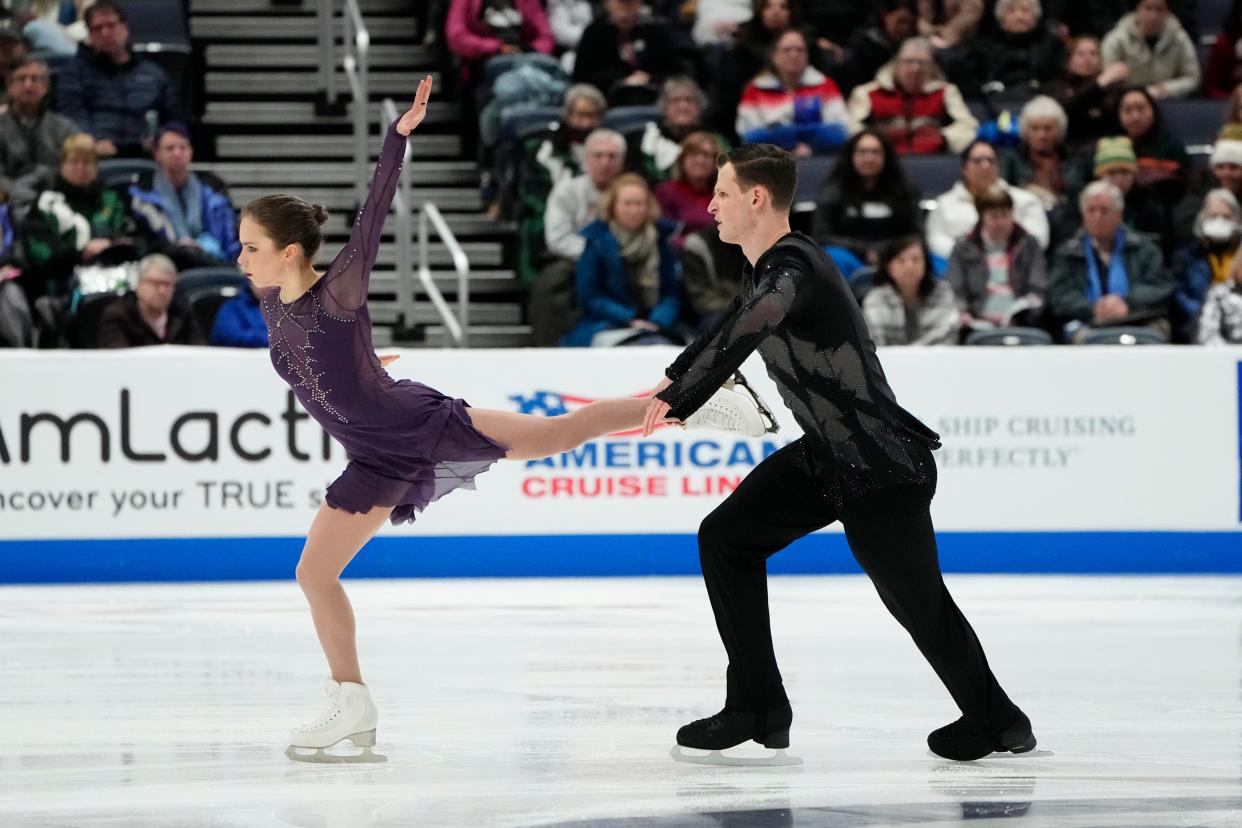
[187,286,240,336]
[97,158,157,188]
[175,267,247,303]
[67,293,122,349]
[124,0,190,51]
[1080,326,1168,345]
[965,327,1053,346]
[605,106,660,133]
[499,106,561,145]
[793,155,835,209]
[1162,98,1227,149]
[902,154,961,199]
[1197,0,1230,40]
[848,266,876,305]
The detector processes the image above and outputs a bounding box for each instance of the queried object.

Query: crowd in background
[444,0,1242,347]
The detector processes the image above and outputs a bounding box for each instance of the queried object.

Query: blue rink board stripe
[0,532,1239,583]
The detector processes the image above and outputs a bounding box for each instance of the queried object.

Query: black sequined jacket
[656,232,942,508]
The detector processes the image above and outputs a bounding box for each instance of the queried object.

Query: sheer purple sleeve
[321,120,407,312]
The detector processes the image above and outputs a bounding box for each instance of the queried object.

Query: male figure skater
[643,144,1035,761]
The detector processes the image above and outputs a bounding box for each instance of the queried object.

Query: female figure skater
[240,78,763,762]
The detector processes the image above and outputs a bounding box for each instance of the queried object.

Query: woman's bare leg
[295,503,394,684]
[467,397,652,461]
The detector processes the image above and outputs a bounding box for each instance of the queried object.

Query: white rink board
[0,346,1239,539]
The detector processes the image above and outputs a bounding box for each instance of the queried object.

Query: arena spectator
[626,77,721,183]
[839,0,918,94]
[653,131,717,247]
[926,138,1050,259]
[1047,180,1172,341]
[679,223,747,330]
[572,0,684,106]
[98,253,204,347]
[1090,136,1165,241]
[847,37,978,156]
[862,235,960,345]
[1203,1,1242,98]
[711,0,803,140]
[0,57,78,217]
[970,0,1065,97]
[1100,0,1200,99]
[18,0,89,57]
[0,195,27,347]
[945,185,1047,328]
[1208,132,1242,201]
[55,1,184,158]
[20,133,136,305]
[562,173,682,346]
[514,83,607,284]
[999,95,1087,210]
[1042,35,1130,147]
[0,32,29,108]
[445,0,554,83]
[128,122,240,271]
[811,129,921,277]
[528,128,626,345]
[916,0,984,48]
[1197,254,1242,343]
[210,280,268,349]
[1115,86,1188,207]
[546,0,595,70]
[691,0,753,47]
[1225,84,1242,126]
[1041,0,1131,38]
[1172,189,1242,342]
[735,28,849,156]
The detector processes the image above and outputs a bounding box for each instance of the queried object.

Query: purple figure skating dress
[259,123,508,525]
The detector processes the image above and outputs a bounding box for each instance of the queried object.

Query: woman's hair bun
[312,203,330,226]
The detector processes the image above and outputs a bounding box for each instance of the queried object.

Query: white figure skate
[681,371,779,437]
[285,679,386,764]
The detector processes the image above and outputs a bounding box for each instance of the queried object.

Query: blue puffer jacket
[209,287,268,348]
[129,171,241,263]
[562,218,682,347]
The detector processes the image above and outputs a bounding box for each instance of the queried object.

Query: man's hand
[396,75,434,136]
[94,138,118,158]
[629,318,659,331]
[83,238,112,259]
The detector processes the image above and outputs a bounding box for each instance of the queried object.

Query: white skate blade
[286,732,387,764]
[670,744,803,767]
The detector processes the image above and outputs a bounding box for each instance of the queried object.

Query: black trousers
[698,440,1021,734]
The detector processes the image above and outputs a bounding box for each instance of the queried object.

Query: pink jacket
[446,0,555,61]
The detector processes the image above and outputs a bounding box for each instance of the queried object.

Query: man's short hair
[85,1,128,27]
[718,143,796,212]
[155,121,193,148]
[1078,180,1124,214]
[138,253,177,282]
[8,55,49,80]
[583,128,626,156]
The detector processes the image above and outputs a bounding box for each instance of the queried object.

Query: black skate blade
[670,744,803,767]
[285,744,388,764]
[926,748,1054,762]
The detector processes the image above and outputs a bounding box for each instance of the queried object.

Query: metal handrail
[380,99,471,348]
[316,0,336,107]
[342,0,370,206]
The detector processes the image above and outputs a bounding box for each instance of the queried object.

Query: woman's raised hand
[396,75,434,136]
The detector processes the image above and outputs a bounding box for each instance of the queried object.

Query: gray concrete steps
[424,325,533,347]
[206,70,437,97]
[202,160,476,186]
[229,185,482,211]
[215,133,461,159]
[190,15,418,41]
[193,0,410,12]
[206,43,430,69]
[203,100,458,128]
[366,270,520,296]
[367,302,521,326]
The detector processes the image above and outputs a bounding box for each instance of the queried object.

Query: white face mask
[1202,216,1239,242]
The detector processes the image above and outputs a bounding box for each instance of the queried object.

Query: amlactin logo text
[0,389,335,464]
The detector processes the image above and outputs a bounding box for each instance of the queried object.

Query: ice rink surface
[0,574,1239,827]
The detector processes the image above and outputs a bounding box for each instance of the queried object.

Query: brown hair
[60,133,97,164]
[672,131,719,185]
[601,173,660,224]
[242,195,330,261]
[718,142,796,212]
[973,185,1014,214]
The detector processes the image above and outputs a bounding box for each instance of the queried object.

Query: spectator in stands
[1225,84,1242,126]
[528,128,627,345]
[1000,95,1087,211]
[1042,35,1130,148]
[839,0,918,94]
[55,1,184,159]
[19,0,89,58]
[712,0,803,140]
[128,122,240,271]
[970,0,1065,97]
[862,235,959,345]
[653,131,717,247]
[627,77,721,183]
[0,192,29,347]
[1204,1,1242,98]
[1042,0,1131,38]
[735,29,849,156]
[546,0,596,71]
[916,0,983,48]
[1115,86,1188,207]
[946,185,1047,328]
[20,133,135,305]
[572,0,684,106]
[98,253,204,347]
[679,223,747,330]
[562,173,682,346]
[514,83,607,284]
[1208,131,1242,201]
[1091,136,1165,241]
[210,279,268,348]
[926,138,1050,259]
[1047,180,1172,342]
[0,57,78,218]
[847,37,978,156]
[0,33,29,111]
[1197,253,1242,343]
[691,0,754,48]
[1172,189,1242,342]
[1100,0,1200,99]
[811,129,921,278]
[445,0,555,85]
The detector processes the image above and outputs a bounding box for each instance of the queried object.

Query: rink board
[1,347,1239,581]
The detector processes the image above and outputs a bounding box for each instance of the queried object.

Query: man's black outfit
[656,232,1033,758]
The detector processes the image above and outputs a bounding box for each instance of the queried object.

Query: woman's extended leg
[467,396,652,461]
[295,502,394,684]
